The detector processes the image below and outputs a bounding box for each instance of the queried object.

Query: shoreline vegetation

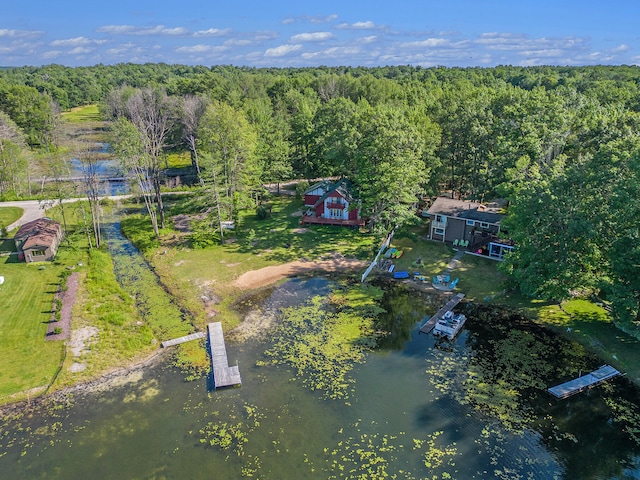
[2,191,637,408]
[2,88,639,408]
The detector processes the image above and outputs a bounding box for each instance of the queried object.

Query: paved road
[1,200,47,231]
[0,193,181,232]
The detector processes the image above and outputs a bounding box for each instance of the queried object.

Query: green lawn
[0,260,65,401]
[0,206,23,232]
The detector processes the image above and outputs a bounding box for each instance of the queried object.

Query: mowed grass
[0,260,65,401]
[124,195,376,329]
[61,104,101,123]
[0,207,23,230]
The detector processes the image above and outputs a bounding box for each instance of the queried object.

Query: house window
[480,222,489,229]
[435,215,444,223]
[329,209,342,218]
[434,228,445,235]
[466,220,475,226]
[32,250,46,256]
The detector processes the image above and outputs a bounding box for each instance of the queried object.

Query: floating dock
[548,365,621,399]
[160,331,207,348]
[207,322,241,389]
[419,293,465,335]
[433,311,467,340]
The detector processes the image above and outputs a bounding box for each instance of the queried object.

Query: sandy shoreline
[233,257,367,290]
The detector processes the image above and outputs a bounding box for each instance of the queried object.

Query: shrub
[189,220,218,249]
[53,327,62,335]
[295,181,309,199]
[256,204,272,220]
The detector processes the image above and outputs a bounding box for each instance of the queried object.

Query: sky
[2,0,639,68]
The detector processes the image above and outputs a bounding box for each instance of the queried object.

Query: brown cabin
[13,218,63,263]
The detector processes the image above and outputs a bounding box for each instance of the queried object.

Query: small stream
[0,222,640,478]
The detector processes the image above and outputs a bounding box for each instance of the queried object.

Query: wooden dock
[207,322,241,389]
[548,365,621,399]
[160,331,206,348]
[419,293,465,335]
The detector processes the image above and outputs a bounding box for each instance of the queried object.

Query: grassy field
[0,207,23,231]
[61,104,101,123]
[123,195,376,330]
[0,259,67,401]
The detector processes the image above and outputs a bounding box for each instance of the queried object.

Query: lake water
[1,278,639,479]
[68,142,128,196]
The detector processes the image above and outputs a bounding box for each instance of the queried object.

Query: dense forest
[0,63,639,330]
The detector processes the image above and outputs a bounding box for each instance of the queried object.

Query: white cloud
[224,39,255,47]
[337,21,376,30]
[358,36,378,44]
[96,25,189,36]
[176,44,229,54]
[41,50,63,59]
[0,28,43,39]
[264,44,302,57]
[611,44,629,53]
[69,47,93,55]
[290,32,334,42]
[50,37,107,47]
[401,38,451,48]
[194,28,232,37]
[282,14,338,25]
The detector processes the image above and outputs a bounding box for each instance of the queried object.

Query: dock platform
[161,331,206,348]
[548,365,621,399]
[207,322,241,389]
[419,293,465,335]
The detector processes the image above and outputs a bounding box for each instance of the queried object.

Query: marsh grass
[54,249,155,388]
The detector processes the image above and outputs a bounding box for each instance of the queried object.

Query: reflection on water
[0,279,639,479]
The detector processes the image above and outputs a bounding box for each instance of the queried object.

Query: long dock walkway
[208,322,241,389]
[160,331,206,348]
[548,365,621,399]
[419,293,465,334]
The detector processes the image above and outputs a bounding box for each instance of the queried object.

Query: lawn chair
[450,278,459,288]
[432,276,439,284]
[444,275,450,283]
[453,239,459,247]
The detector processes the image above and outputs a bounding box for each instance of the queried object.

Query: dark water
[1,278,640,478]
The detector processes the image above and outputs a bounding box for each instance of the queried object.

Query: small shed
[13,218,63,263]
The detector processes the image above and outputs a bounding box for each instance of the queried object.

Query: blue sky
[1,0,639,67]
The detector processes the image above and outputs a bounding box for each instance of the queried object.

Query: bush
[256,204,272,220]
[53,327,62,335]
[295,181,309,199]
[189,219,218,249]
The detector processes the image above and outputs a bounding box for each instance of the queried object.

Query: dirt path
[233,257,367,290]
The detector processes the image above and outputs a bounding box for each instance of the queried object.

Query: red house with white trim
[302,179,364,227]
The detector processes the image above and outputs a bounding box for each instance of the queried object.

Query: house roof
[304,180,334,196]
[15,218,61,249]
[426,197,503,225]
[313,179,355,207]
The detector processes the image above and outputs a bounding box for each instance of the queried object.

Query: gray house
[424,197,512,259]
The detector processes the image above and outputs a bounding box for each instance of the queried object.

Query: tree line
[0,63,639,329]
